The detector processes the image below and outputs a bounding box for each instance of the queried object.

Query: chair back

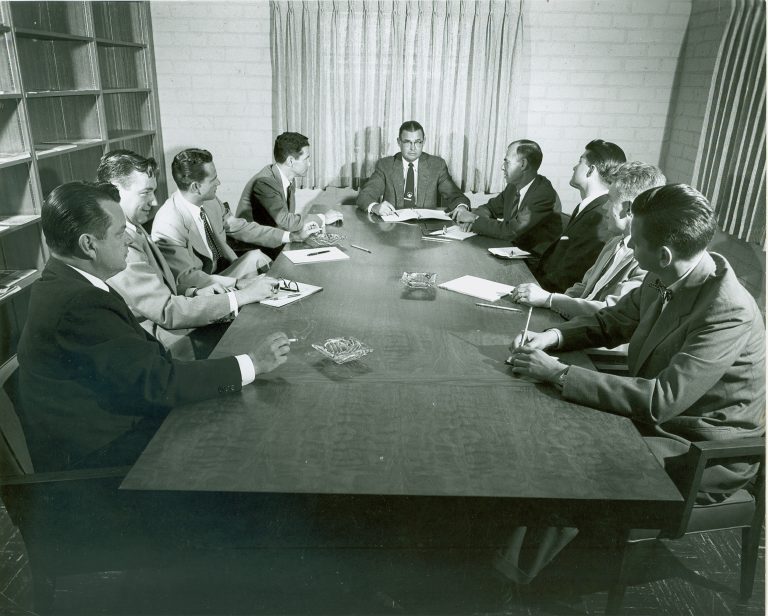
[0,356,34,478]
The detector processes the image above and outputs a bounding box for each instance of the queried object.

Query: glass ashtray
[305,232,346,248]
[312,337,373,364]
[401,272,437,289]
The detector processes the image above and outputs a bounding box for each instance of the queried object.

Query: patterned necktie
[403,163,415,207]
[507,189,521,219]
[649,279,673,303]
[199,208,222,264]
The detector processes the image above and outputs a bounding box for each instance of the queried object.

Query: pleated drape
[693,0,766,244]
[271,0,523,193]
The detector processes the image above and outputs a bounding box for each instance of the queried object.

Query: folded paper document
[488,247,532,259]
[439,275,515,302]
[282,247,350,264]
[260,281,322,308]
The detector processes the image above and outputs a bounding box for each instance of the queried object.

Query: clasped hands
[449,204,478,231]
[507,329,566,385]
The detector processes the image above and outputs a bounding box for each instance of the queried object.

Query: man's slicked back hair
[273,132,309,163]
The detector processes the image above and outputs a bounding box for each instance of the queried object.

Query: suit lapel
[132,225,177,292]
[173,193,210,260]
[269,164,290,211]
[633,255,715,372]
[565,193,607,233]
[391,154,404,207]
[416,153,430,209]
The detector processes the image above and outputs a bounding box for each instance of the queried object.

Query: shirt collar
[176,190,203,218]
[401,157,419,172]
[67,264,110,292]
[276,165,292,192]
[516,177,535,201]
[667,252,706,293]
[578,191,608,211]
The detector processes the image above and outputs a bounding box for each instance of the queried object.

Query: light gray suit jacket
[108,224,232,331]
[152,192,282,289]
[551,235,646,319]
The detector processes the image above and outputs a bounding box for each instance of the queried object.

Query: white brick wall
[150,0,693,213]
[517,0,691,211]
[150,0,273,205]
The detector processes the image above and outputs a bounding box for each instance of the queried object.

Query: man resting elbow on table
[16,183,292,473]
[511,162,665,319]
[507,184,765,502]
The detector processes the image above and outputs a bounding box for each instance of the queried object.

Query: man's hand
[234,275,278,305]
[248,332,290,375]
[324,209,344,225]
[511,283,551,307]
[506,347,566,384]
[371,200,397,216]
[195,283,230,296]
[452,208,478,225]
[509,329,560,352]
[292,221,322,242]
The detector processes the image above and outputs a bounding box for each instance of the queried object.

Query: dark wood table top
[123,194,682,525]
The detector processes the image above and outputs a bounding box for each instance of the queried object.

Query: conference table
[122,192,682,541]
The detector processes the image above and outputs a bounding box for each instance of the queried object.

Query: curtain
[692,0,766,244]
[271,0,523,193]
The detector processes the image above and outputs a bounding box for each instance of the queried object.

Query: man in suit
[153,149,300,291]
[16,182,291,472]
[237,132,342,240]
[356,120,470,215]
[533,139,626,293]
[508,184,765,500]
[450,139,561,254]
[512,161,665,319]
[98,150,277,357]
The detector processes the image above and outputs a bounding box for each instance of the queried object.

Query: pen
[350,244,371,253]
[421,236,452,243]
[475,302,522,313]
[521,305,533,344]
[391,209,399,218]
[307,250,331,256]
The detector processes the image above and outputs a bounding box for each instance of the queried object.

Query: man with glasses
[450,139,561,255]
[356,120,470,215]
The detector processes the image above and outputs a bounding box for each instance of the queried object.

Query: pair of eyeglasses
[277,278,299,292]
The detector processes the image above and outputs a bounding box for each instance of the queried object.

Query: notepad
[260,281,323,308]
[488,246,532,259]
[439,275,515,302]
[282,247,350,264]
[430,225,477,240]
[380,208,452,223]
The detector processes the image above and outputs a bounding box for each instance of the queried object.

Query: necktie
[404,163,415,207]
[649,279,673,303]
[200,208,222,265]
[571,202,582,220]
[286,183,294,213]
[507,189,521,219]
[584,239,623,300]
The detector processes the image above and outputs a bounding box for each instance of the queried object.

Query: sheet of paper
[282,246,350,264]
[439,275,515,302]
[430,225,477,240]
[488,246,532,259]
[380,208,452,223]
[260,281,323,308]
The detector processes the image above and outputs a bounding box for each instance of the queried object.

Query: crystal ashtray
[305,232,345,248]
[312,337,373,364]
[401,272,437,289]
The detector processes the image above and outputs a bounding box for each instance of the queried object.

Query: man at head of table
[450,139,562,255]
[532,139,626,293]
[15,182,291,472]
[508,183,765,503]
[356,120,470,216]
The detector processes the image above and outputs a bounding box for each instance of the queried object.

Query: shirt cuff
[281,230,291,243]
[317,213,326,224]
[546,328,564,349]
[235,354,256,386]
[367,203,377,214]
[227,290,239,317]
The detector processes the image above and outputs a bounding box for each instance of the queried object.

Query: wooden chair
[606,436,765,614]
[0,356,131,611]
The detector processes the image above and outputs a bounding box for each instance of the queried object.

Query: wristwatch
[556,367,569,391]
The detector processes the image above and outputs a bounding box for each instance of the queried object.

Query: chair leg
[740,525,761,600]
[605,531,632,615]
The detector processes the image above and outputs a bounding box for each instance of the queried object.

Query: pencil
[475,302,523,313]
[350,244,371,253]
[522,305,533,345]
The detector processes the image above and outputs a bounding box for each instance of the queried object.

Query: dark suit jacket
[355,152,469,211]
[471,175,561,254]
[237,164,323,233]
[534,193,610,292]
[558,252,765,494]
[16,258,241,471]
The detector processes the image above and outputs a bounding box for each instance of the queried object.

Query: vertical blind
[693,0,766,244]
[271,0,523,193]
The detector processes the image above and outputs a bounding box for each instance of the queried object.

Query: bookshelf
[0,0,165,365]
